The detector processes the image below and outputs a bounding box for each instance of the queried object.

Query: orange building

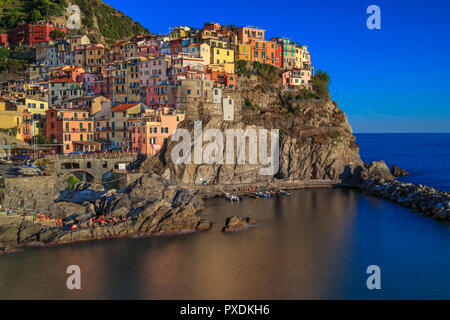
[129,111,185,155]
[247,40,279,66]
[208,69,236,89]
[237,26,265,43]
[45,108,100,154]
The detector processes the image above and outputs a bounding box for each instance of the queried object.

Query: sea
[0,133,449,299]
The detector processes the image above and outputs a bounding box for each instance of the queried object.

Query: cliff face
[143,76,368,185]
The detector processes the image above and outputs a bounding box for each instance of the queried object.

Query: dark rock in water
[222,216,255,232]
[360,160,394,182]
[391,165,409,177]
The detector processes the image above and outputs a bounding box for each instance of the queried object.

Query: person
[89,218,93,228]
[70,224,77,231]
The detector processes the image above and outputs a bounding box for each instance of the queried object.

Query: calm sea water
[355,133,450,191]
[0,134,449,299]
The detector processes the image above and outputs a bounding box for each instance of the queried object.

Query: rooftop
[111,103,140,112]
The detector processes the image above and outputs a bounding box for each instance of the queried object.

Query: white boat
[225,193,242,201]
[279,190,290,196]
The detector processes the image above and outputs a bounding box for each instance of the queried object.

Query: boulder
[360,160,394,182]
[222,216,256,232]
[391,165,409,177]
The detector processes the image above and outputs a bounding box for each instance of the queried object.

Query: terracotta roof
[49,78,79,83]
[111,103,140,112]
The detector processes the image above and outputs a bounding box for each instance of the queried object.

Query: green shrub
[67,175,80,190]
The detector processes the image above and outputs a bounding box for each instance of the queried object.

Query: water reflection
[1,189,450,299]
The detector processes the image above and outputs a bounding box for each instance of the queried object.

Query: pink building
[143,82,176,108]
[282,68,312,90]
[138,39,161,57]
[129,111,185,155]
[77,73,98,95]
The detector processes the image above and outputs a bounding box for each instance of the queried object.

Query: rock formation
[222,216,256,232]
[0,173,208,253]
[391,165,409,177]
[361,179,450,220]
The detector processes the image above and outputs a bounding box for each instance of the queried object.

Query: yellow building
[237,43,252,61]
[23,98,48,137]
[111,57,141,105]
[294,45,311,69]
[169,26,191,39]
[85,44,106,74]
[211,46,234,65]
[0,100,28,141]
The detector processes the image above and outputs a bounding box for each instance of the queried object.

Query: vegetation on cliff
[0,0,149,44]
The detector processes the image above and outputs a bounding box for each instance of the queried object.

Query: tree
[311,70,331,100]
[30,9,43,21]
[313,70,330,87]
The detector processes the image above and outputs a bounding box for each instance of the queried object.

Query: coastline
[181,179,342,199]
[2,176,449,256]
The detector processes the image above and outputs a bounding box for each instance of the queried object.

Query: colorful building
[23,98,48,137]
[48,78,84,107]
[129,111,185,155]
[237,43,252,61]
[85,44,106,74]
[282,68,312,90]
[9,20,67,46]
[45,108,99,153]
[109,103,143,150]
[237,26,265,43]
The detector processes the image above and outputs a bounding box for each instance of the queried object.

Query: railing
[45,152,138,160]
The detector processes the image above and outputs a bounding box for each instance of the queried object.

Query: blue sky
[103,0,450,133]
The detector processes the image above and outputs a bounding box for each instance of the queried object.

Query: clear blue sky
[103,0,450,133]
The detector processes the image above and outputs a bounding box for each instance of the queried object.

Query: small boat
[255,192,269,198]
[279,190,290,196]
[225,193,242,201]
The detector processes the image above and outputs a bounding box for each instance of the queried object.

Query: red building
[169,39,183,55]
[9,20,67,46]
[21,111,32,143]
[0,34,8,47]
[275,43,283,67]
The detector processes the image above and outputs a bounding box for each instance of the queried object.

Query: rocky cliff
[143,75,389,185]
